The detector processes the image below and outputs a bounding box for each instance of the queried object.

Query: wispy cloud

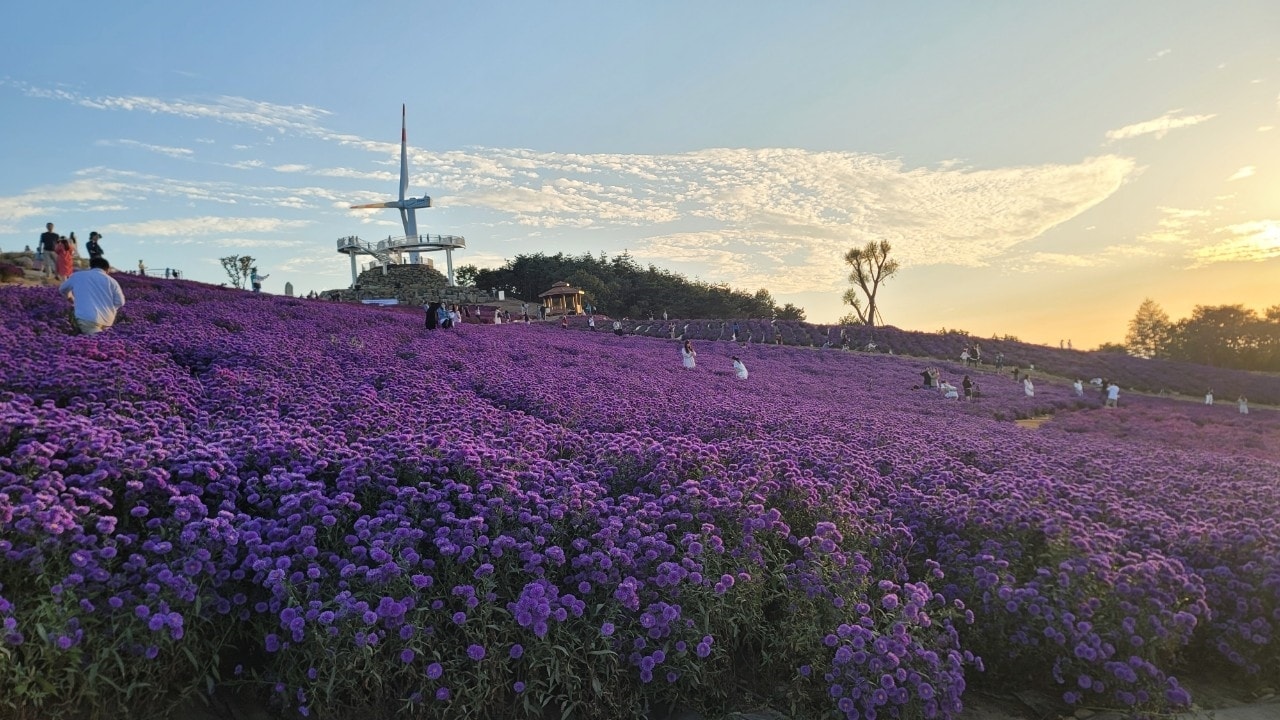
[106,216,310,237]
[1148,48,1172,61]
[1227,166,1256,181]
[1189,220,1280,266]
[1105,110,1216,142]
[96,139,195,159]
[5,82,334,137]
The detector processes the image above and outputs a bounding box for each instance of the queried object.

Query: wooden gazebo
[538,281,586,316]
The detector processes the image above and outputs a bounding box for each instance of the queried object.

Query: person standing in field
[1023,376,1035,397]
[54,237,75,280]
[39,222,59,278]
[67,232,80,268]
[59,257,125,335]
[1205,389,1214,406]
[1073,379,1084,396]
[1105,382,1120,408]
[680,340,697,370]
[962,375,973,402]
[1238,396,1249,415]
[251,267,269,293]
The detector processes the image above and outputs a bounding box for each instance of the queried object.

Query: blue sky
[2,1,1277,347]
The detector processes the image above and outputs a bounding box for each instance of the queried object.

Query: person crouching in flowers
[680,340,696,369]
[732,356,748,380]
[1023,376,1035,397]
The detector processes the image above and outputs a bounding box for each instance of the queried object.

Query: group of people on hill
[919,367,978,401]
[1204,388,1250,414]
[959,343,982,367]
[675,339,748,380]
[1074,378,1122,407]
[424,302,465,329]
[34,222,107,282]
[33,222,126,336]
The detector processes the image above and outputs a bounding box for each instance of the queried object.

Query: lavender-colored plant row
[1,277,1277,719]
[595,317,1280,405]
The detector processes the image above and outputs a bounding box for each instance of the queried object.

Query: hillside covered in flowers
[1,276,1277,719]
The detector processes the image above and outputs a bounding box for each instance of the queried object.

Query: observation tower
[338,105,466,286]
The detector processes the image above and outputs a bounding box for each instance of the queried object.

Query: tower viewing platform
[337,233,466,287]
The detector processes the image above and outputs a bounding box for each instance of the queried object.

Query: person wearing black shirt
[39,222,59,278]
[86,231,104,260]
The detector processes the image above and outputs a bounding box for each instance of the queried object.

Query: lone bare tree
[841,240,899,326]
[220,255,256,289]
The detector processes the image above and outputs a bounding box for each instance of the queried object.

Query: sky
[1,1,1277,349]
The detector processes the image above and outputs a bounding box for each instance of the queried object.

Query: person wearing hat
[86,232,104,260]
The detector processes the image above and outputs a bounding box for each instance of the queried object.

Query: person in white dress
[1204,389,1214,405]
[680,340,697,370]
[1073,379,1084,397]
[1238,396,1249,415]
[732,356,748,380]
[1023,377,1035,397]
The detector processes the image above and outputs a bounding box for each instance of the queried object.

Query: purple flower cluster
[0,276,1275,718]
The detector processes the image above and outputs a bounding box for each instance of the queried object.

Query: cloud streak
[1105,110,1216,142]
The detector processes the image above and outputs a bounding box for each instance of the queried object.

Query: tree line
[1123,298,1280,371]
[457,252,805,320]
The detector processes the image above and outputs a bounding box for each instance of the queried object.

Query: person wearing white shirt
[1073,379,1084,397]
[59,257,125,335]
[1023,377,1035,397]
[732,356,748,380]
[680,340,697,369]
[1105,383,1120,408]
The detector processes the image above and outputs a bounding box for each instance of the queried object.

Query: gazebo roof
[538,281,583,298]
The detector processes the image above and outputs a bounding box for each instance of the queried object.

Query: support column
[445,248,455,286]
[349,253,358,288]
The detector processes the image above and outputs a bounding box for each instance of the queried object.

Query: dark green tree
[220,255,255,289]
[471,252,802,319]
[455,264,481,288]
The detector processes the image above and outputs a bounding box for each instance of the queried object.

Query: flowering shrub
[0,263,25,283]
[0,276,1276,719]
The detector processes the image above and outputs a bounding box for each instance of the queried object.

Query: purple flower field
[604,317,1280,406]
[2,276,1277,719]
